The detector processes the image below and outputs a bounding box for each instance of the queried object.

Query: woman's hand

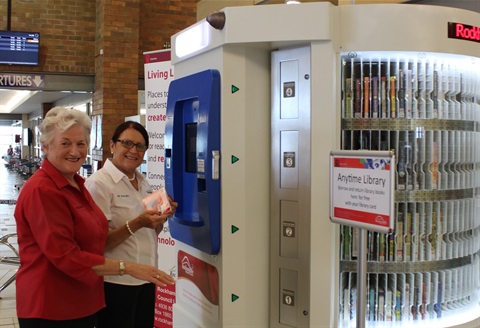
[93,259,176,287]
[138,209,169,229]
[125,261,175,287]
[139,196,177,229]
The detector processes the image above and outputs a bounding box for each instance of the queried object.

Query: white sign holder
[330,150,395,328]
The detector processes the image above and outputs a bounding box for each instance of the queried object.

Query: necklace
[128,175,136,181]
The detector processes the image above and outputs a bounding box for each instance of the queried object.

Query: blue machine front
[164,69,221,255]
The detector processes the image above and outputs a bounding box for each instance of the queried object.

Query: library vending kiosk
[164,3,480,328]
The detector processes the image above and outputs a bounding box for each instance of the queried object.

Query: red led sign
[448,22,480,43]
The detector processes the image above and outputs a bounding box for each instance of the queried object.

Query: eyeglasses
[116,139,148,152]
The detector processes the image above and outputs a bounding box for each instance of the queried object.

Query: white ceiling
[0,90,90,115]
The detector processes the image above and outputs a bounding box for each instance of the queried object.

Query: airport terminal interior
[0,164,22,327]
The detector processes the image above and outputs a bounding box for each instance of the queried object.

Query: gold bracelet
[126,221,134,235]
[119,260,125,276]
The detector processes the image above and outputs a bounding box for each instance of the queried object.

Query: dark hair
[111,121,149,147]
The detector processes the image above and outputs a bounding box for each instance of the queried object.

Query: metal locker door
[271,46,312,328]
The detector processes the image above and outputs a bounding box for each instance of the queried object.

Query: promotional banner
[144,49,176,327]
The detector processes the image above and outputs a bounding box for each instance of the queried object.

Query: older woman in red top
[14,107,175,328]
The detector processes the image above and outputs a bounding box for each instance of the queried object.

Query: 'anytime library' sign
[330,150,395,234]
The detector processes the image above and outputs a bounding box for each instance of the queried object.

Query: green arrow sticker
[231,225,239,234]
[231,85,239,94]
[231,155,239,164]
[232,294,239,302]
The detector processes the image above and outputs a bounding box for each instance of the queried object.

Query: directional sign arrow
[231,85,239,94]
[231,225,239,234]
[232,294,239,302]
[231,155,239,164]
[32,76,43,87]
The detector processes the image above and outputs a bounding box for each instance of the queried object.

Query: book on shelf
[354,78,362,118]
[381,77,387,118]
[364,76,370,118]
[390,76,396,118]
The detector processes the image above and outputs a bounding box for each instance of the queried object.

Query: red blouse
[14,159,109,320]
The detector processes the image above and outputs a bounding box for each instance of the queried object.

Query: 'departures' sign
[330,150,395,234]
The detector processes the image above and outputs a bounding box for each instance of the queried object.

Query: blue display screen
[0,31,40,66]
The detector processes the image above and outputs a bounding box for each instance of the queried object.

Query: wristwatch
[119,260,125,276]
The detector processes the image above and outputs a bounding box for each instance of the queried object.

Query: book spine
[395,290,402,321]
[369,288,376,321]
[379,233,385,261]
[378,289,385,321]
[396,215,404,262]
[431,141,439,190]
[406,69,413,118]
[364,76,370,118]
[403,283,410,320]
[372,76,379,118]
[434,282,442,318]
[421,282,426,320]
[381,77,387,118]
[355,78,362,118]
[390,76,396,118]
[405,212,412,261]
[345,78,352,118]
[433,70,439,118]
[343,289,350,320]
[350,288,357,320]
[413,286,419,320]
[398,141,407,191]
[388,233,395,261]
[386,290,393,321]
[344,226,351,260]
[414,210,420,261]
[398,70,406,118]
[430,210,438,260]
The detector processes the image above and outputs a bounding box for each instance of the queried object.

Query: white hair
[39,107,92,147]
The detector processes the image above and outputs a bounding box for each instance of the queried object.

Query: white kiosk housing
[165,3,480,327]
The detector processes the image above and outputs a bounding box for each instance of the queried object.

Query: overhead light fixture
[286,0,301,4]
[60,90,90,94]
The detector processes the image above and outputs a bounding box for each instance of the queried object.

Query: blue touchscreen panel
[164,69,221,255]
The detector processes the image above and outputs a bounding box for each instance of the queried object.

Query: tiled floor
[0,160,26,328]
